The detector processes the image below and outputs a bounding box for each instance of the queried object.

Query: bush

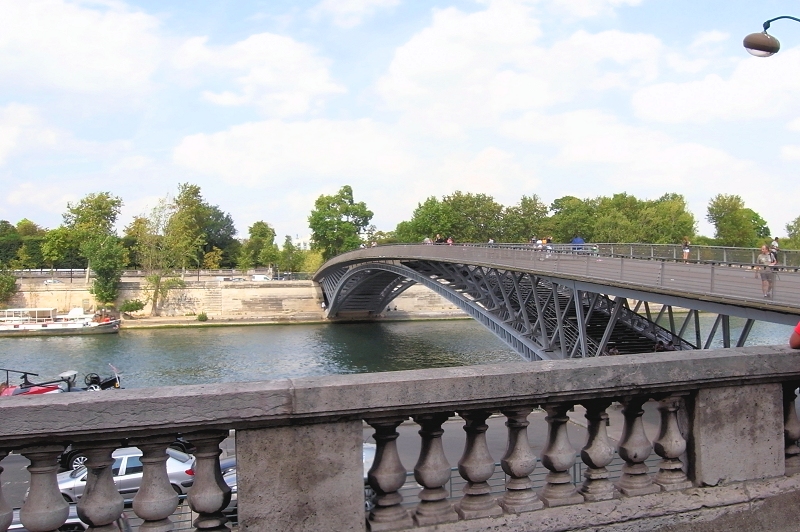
[197,312,208,322]
[119,299,145,313]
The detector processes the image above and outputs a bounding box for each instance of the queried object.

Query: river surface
[0,317,794,389]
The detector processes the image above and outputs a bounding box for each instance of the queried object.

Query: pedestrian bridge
[313,244,800,361]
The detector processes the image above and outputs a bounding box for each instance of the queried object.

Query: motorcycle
[0,365,122,397]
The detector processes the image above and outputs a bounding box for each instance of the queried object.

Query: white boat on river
[0,308,120,337]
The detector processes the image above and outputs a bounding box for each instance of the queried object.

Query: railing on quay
[2,347,800,531]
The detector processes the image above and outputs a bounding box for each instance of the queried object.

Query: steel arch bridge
[313,244,800,361]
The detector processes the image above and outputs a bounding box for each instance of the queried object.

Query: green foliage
[784,215,800,250]
[706,194,764,247]
[16,219,45,237]
[302,250,324,273]
[278,235,306,272]
[196,312,208,322]
[242,221,277,267]
[0,270,18,306]
[202,247,224,269]
[119,299,145,313]
[84,236,127,305]
[549,196,598,242]
[501,195,550,242]
[64,192,122,235]
[308,185,373,260]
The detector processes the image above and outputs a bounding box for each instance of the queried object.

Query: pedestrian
[756,244,777,298]
[488,238,495,245]
[446,236,453,245]
[571,235,585,252]
[435,234,446,244]
[790,320,800,348]
[681,237,691,262]
[770,237,780,262]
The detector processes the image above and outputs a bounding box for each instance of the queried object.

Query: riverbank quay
[10,279,467,322]
[2,347,800,531]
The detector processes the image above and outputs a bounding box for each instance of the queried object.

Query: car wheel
[172,484,183,496]
[69,453,88,470]
[62,493,73,503]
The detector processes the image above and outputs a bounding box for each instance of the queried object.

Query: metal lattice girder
[318,260,695,361]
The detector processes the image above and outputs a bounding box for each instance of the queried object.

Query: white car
[58,447,195,503]
[44,279,63,284]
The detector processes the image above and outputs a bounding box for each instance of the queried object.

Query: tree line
[0,184,796,310]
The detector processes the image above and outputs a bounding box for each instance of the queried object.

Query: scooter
[0,365,122,396]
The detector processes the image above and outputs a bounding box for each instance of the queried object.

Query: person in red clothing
[790,321,800,349]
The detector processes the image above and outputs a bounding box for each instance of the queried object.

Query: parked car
[44,279,63,284]
[60,437,196,470]
[58,447,195,503]
[9,506,131,531]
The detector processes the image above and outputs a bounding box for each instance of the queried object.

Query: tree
[278,235,305,273]
[706,194,763,247]
[241,221,277,267]
[637,193,696,244]
[394,197,457,243]
[502,195,550,242]
[167,183,207,273]
[83,236,127,305]
[125,201,185,316]
[308,185,373,260]
[549,196,598,243]
[63,192,124,293]
[0,269,17,306]
[0,221,22,265]
[42,227,74,271]
[16,219,45,237]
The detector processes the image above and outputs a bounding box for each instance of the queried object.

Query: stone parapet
[1,347,800,531]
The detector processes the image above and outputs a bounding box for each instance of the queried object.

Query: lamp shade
[743,32,781,56]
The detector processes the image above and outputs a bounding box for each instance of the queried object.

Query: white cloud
[549,0,642,19]
[376,2,661,136]
[781,145,800,161]
[501,109,761,197]
[0,104,59,165]
[172,119,413,185]
[632,48,800,124]
[0,0,162,94]
[175,33,345,116]
[309,0,400,28]
[6,182,77,216]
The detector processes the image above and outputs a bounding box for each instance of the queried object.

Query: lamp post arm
[763,16,800,31]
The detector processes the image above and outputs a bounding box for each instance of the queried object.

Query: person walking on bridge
[756,245,777,298]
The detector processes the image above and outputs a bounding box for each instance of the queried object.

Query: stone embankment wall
[9,279,465,322]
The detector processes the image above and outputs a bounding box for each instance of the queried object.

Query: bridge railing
[2,348,800,531]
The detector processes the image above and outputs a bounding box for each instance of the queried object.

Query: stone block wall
[8,279,464,320]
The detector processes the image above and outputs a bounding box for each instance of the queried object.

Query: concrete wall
[8,279,465,320]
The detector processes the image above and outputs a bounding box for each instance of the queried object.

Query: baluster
[186,431,231,532]
[539,403,583,507]
[499,407,543,513]
[783,384,800,476]
[76,442,125,532]
[366,417,413,531]
[19,445,68,532]
[653,395,692,491]
[411,412,458,526]
[455,410,502,519]
[129,436,180,531]
[616,397,660,496]
[579,400,617,501]
[0,450,12,532]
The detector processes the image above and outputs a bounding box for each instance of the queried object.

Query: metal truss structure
[316,259,758,361]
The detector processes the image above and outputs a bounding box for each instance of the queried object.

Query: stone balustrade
[1,346,800,531]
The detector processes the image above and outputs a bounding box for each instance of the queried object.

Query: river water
[0,317,794,389]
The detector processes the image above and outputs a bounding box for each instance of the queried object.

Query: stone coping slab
[1,346,798,445]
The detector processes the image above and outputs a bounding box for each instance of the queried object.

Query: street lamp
[743,16,800,56]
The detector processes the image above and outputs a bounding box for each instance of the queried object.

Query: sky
[1,0,799,242]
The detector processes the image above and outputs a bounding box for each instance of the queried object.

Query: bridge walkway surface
[314,244,800,360]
